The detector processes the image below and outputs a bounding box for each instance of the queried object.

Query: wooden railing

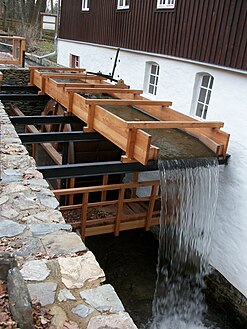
[0,35,26,66]
[53,179,161,239]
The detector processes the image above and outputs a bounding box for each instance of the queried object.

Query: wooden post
[131,173,139,198]
[68,178,75,205]
[39,76,48,95]
[145,184,159,231]
[19,39,26,66]
[115,188,125,236]
[81,192,89,239]
[125,128,137,160]
[68,91,74,113]
[29,68,35,86]
[101,175,108,202]
[84,104,96,132]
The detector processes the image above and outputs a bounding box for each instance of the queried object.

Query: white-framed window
[82,0,89,11]
[70,54,80,68]
[144,62,160,96]
[192,73,214,119]
[157,0,176,9]
[117,0,130,10]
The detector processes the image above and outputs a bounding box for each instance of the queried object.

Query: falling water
[150,158,219,329]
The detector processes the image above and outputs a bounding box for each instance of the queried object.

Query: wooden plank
[126,120,224,129]
[85,218,160,237]
[85,99,172,106]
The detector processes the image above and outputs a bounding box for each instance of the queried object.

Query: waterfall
[150,158,219,329]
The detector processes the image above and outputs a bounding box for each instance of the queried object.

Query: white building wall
[57,39,247,297]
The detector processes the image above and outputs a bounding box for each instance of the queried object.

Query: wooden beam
[64,83,129,90]
[54,180,160,195]
[29,66,85,72]
[85,218,160,237]
[64,88,143,94]
[126,120,224,129]
[39,73,95,79]
[85,99,172,106]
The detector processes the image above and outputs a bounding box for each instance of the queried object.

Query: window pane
[198,88,206,103]
[196,103,203,117]
[203,106,208,119]
[206,90,211,105]
[149,85,154,94]
[150,75,155,84]
[151,64,157,74]
[202,75,210,87]
[209,76,214,89]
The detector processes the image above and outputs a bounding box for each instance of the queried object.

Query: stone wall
[0,68,30,85]
[0,68,48,117]
[205,270,247,329]
[0,103,137,329]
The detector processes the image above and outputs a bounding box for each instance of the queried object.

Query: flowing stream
[150,158,219,329]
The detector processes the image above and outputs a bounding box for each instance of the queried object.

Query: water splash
[150,158,219,329]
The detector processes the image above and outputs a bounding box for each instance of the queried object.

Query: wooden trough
[29,66,230,165]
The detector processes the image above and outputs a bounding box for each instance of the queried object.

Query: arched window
[144,62,160,96]
[192,73,214,119]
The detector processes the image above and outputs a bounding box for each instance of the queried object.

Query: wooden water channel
[10,66,230,238]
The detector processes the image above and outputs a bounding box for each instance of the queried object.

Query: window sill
[155,8,176,13]
[116,8,130,12]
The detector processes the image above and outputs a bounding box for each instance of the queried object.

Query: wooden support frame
[9,105,62,164]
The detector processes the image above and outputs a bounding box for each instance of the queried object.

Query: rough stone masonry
[0,102,137,329]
